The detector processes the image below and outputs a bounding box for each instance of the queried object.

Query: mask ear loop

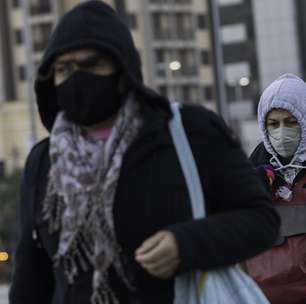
[270,155,285,172]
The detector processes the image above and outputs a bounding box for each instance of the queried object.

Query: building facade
[252,0,302,90]
[122,0,218,110]
[1,0,306,169]
[216,0,306,153]
[0,0,117,103]
[0,0,118,172]
[0,1,16,102]
[0,101,46,174]
[0,0,215,106]
[217,0,259,120]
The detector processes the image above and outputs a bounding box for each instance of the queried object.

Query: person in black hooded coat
[9,1,279,304]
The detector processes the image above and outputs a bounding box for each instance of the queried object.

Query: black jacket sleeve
[168,106,280,272]
[250,142,274,192]
[9,140,54,304]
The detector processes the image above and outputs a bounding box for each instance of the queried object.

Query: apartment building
[1,0,306,169]
[122,0,215,108]
[0,0,118,172]
[252,0,302,89]
[2,0,306,106]
[0,0,121,102]
[0,45,4,102]
[0,0,216,106]
[0,0,263,169]
[0,1,15,102]
[217,0,259,120]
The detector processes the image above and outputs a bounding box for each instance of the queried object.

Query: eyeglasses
[52,53,115,80]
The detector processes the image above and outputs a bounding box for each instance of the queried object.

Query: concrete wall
[252,0,301,90]
[0,101,47,173]
[0,42,4,103]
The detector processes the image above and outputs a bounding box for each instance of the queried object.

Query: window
[226,84,236,102]
[150,0,191,4]
[182,85,199,103]
[218,0,243,7]
[197,14,208,30]
[176,0,191,3]
[155,49,198,77]
[127,13,138,30]
[155,50,165,63]
[152,13,194,40]
[179,49,197,76]
[158,85,167,97]
[156,64,166,77]
[177,13,194,39]
[15,29,23,44]
[32,23,52,52]
[30,0,51,15]
[12,0,20,8]
[152,13,170,39]
[221,24,247,44]
[204,86,214,100]
[201,50,210,65]
[18,66,26,81]
[225,62,250,84]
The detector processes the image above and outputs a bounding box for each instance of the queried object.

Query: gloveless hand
[135,230,180,279]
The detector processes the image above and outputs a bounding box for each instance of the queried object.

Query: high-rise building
[0,0,57,101]
[217,0,259,120]
[0,0,215,171]
[1,0,306,169]
[0,38,5,102]
[0,0,116,102]
[0,0,16,101]
[0,0,216,108]
[123,0,216,109]
[253,0,302,89]
[296,0,306,80]
[1,0,306,108]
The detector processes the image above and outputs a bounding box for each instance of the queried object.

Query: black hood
[35,0,170,131]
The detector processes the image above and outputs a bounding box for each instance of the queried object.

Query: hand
[135,230,180,279]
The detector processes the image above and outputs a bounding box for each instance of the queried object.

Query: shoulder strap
[168,102,206,219]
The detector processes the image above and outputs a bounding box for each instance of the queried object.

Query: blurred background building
[0,0,306,172]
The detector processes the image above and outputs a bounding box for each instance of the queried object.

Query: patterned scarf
[43,96,142,304]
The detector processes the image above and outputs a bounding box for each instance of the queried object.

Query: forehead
[267,108,295,120]
[54,48,115,65]
[55,48,98,63]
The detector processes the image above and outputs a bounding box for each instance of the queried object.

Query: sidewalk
[0,285,8,304]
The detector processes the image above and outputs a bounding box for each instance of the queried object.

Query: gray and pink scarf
[43,96,142,304]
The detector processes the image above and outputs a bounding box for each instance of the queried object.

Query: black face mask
[56,71,125,126]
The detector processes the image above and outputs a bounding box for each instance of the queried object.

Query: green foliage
[0,170,22,283]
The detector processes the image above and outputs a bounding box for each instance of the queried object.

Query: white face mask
[268,126,301,158]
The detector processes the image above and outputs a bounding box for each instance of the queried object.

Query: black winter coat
[10,1,279,303]
[10,104,280,304]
